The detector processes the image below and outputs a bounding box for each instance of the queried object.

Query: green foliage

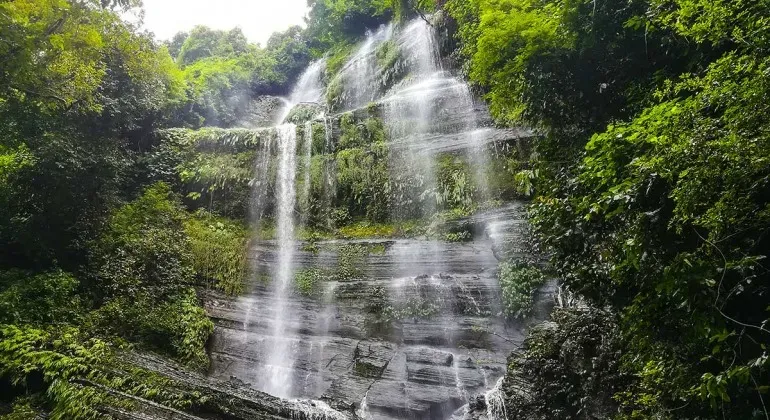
[91,183,193,298]
[265,26,314,87]
[181,55,256,127]
[375,40,401,70]
[0,397,45,420]
[0,0,185,269]
[325,42,356,78]
[528,26,770,417]
[446,0,689,160]
[444,230,472,242]
[177,26,249,66]
[305,0,393,52]
[0,0,184,114]
[185,213,248,295]
[285,104,322,124]
[338,222,399,238]
[86,183,213,369]
[450,0,770,415]
[294,268,325,297]
[388,297,440,320]
[338,114,387,149]
[0,325,117,419]
[325,75,346,112]
[435,154,477,214]
[158,127,272,218]
[172,24,310,128]
[362,286,395,338]
[86,289,213,370]
[337,244,369,280]
[336,143,391,221]
[0,270,82,325]
[498,261,547,319]
[293,244,371,297]
[0,324,210,419]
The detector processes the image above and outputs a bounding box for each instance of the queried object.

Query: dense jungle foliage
[447,0,770,417]
[0,0,445,416]
[1,0,769,418]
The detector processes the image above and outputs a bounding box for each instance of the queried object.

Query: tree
[176,26,249,66]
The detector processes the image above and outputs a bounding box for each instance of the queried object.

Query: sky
[127,0,310,46]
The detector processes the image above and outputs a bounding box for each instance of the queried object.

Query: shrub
[185,213,248,295]
[86,288,213,370]
[0,325,206,419]
[294,268,326,297]
[498,261,547,319]
[87,183,213,369]
[0,270,82,325]
[91,182,194,300]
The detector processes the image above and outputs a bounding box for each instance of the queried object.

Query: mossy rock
[285,103,323,125]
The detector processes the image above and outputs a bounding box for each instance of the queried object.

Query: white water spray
[485,377,508,420]
[260,123,298,398]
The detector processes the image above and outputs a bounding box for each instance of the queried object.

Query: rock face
[108,352,356,420]
[238,96,288,128]
[205,204,554,420]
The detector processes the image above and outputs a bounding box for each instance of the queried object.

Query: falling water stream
[209,17,540,420]
[261,123,298,398]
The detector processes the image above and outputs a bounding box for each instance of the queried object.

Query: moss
[375,39,401,71]
[370,243,387,254]
[326,75,345,112]
[354,360,384,378]
[325,42,355,79]
[338,222,395,238]
[294,268,326,297]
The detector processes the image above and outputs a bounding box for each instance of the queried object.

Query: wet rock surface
[112,352,355,420]
[205,204,554,420]
[239,96,287,128]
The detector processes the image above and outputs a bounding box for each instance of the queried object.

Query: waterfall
[300,121,314,225]
[356,390,371,419]
[261,123,298,398]
[208,17,537,420]
[276,59,326,124]
[336,24,393,110]
[246,60,326,399]
[321,116,336,229]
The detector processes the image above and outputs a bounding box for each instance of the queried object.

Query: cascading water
[300,121,314,225]
[321,116,336,228]
[207,16,541,420]
[275,60,326,123]
[485,377,508,420]
[334,24,393,110]
[260,123,298,398]
[241,60,326,399]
